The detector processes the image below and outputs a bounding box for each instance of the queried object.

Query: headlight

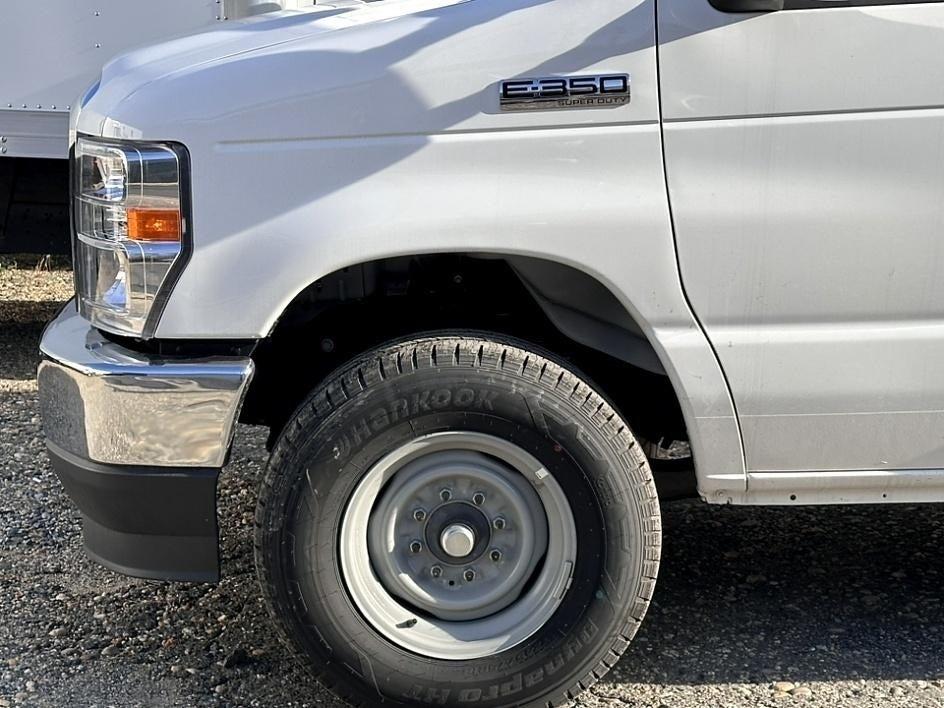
[73,137,189,338]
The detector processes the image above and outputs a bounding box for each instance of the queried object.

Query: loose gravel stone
[2,266,944,707]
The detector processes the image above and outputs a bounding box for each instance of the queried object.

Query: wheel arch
[241,249,746,501]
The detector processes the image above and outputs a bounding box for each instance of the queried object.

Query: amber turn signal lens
[127,208,181,242]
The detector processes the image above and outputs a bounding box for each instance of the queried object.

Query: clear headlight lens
[74,137,188,337]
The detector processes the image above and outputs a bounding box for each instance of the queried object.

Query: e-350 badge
[499,74,631,112]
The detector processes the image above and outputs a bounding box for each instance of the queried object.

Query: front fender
[99,0,747,498]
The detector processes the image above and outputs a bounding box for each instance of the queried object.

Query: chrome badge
[499,74,631,112]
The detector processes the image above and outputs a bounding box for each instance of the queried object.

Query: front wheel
[255,333,660,707]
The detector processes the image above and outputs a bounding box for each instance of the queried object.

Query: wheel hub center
[440,523,476,558]
[424,501,491,564]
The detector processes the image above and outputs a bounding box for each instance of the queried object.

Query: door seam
[653,0,749,488]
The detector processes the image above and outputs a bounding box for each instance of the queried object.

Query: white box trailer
[0,0,314,252]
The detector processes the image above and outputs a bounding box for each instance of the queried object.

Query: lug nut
[431,565,443,578]
[489,549,502,563]
[493,517,506,530]
[440,488,452,502]
[472,492,486,506]
[413,508,427,522]
[463,569,475,582]
[409,540,423,554]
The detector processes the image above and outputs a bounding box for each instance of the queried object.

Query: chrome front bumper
[38,301,254,468]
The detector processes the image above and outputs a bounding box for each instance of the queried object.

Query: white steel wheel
[340,431,577,659]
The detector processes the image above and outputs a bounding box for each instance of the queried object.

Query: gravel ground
[1,264,943,707]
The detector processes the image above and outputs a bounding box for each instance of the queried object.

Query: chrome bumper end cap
[38,301,254,468]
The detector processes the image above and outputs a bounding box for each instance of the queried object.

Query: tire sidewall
[258,336,657,706]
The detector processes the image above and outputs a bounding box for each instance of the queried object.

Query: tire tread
[254,331,661,708]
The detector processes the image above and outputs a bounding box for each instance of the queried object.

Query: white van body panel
[75,0,747,500]
[661,2,944,480]
[62,0,944,504]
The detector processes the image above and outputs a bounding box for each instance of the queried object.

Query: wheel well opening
[242,253,694,496]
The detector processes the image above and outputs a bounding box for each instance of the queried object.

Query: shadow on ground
[622,501,944,685]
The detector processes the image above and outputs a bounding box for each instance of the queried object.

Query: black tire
[255,332,661,707]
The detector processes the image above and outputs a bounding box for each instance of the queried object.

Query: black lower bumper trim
[47,441,220,582]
